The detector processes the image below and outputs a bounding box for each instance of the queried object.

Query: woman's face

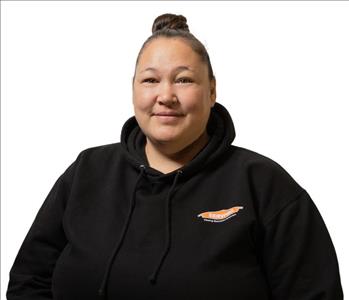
[132,37,216,151]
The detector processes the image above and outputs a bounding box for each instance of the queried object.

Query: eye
[176,77,193,84]
[142,78,158,83]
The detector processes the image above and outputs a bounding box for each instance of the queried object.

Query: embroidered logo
[197,206,244,223]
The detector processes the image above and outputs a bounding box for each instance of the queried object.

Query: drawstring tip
[98,288,105,297]
[148,274,157,285]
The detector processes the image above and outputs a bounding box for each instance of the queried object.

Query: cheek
[133,88,154,111]
[179,88,209,113]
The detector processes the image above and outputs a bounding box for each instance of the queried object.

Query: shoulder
[228,145,305,224]
[77,142,122,161]
[65,142,123,177]
[230,145,301,184]
[229,145,298,174]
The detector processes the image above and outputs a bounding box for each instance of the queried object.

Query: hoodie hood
[97,102,236,298]
[120,102,236,180]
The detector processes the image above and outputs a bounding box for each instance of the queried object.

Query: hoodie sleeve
[6,153,81,300]
[260,189,344,299]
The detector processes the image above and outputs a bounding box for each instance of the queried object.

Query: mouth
[153,112,184,117]
[154,115,183,119]
[152,113,184,122]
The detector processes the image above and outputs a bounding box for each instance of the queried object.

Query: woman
[7,13,343,300]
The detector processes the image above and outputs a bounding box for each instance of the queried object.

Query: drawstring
[148,169,182,285]
[98,165,183,298]
[98,164,147,298]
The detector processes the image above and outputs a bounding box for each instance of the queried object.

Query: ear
[210,77,216,107]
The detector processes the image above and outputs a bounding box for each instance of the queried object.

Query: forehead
[136,37,204,73]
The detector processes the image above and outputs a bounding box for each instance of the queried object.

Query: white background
[1,1,348,296]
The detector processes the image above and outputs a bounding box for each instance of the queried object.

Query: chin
[151,136,178,144]
[148,133,180,145]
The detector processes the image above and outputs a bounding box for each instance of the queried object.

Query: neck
[145,130,210,174]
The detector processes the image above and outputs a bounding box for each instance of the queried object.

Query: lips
[153,112,183,116]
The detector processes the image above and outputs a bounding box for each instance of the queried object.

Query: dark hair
[133,13,215,82]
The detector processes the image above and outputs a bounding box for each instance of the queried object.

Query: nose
[157,81,178,105]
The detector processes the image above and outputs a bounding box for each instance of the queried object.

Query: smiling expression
[132,37,216,149]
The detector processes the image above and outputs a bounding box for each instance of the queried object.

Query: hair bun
[152,13,190,34]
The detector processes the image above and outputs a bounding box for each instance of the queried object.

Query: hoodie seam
[263,188,306,227]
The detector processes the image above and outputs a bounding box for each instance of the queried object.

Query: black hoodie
[7,102,344,299]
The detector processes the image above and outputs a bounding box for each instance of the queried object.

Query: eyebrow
[140,65,194,73]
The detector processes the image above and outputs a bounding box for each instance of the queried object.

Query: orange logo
[197,206,244,223]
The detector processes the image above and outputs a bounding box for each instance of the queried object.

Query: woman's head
[132,13,216,154]
[133,14,215,82]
